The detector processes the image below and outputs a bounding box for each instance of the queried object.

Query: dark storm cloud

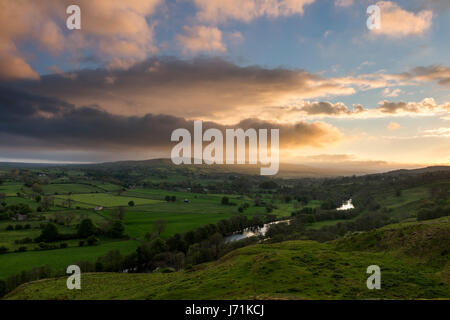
[0,86,342,152]
[8,57,355,120]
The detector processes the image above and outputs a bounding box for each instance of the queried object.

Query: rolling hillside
[5,217,449,300]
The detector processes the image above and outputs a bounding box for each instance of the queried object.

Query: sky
[0,0,449,170]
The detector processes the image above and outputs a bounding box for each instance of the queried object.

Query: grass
[0,183,24,196]
[0,188,289,280]
[0,240,140,279]
[334,216,450,267]
[56,193,163,208]
[6,239,449,300]
[41,184,104,195]
[2,196,42,210]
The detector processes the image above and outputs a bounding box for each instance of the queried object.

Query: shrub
[87,236,99,246]
[78,240,85,247]
[37,223,59,242]
[128,200,135,207]
[77,218,96,238]
[38,242,48,249]
[109,220,125,238]
[0,246,9,254]
[5,225,13,231]
[60,243,68,249]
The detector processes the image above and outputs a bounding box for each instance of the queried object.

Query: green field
[56,193,163,208]
[0,240,140,279]
[0,183,23,196]
[41,184,105,195]
[1,166,449,300]
[0,188,292,279]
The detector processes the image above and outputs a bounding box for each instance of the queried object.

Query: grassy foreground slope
[6,218,450,300]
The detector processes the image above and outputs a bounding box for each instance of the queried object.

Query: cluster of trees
[237,202,250,213]
[110,214,275,273]
[0,265,55,298]
[0,203,32,220]
[417,204,450,221]
[265,211,392,243]
[291,208,359,223]
[30,218,125,246]
[221,196,236,206]
[5,224,31,231]
[165,195,177,202]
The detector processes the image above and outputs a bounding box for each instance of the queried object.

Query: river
[336,199,354,210]
[224,220,291,243]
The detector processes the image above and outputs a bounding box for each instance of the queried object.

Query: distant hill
[382,166,450,176]
[77,159,450,178]
[1,158,449,178]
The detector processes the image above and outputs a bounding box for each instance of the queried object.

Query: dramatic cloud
[258,98,450,121]
[371,1,433,37]
[8,57,447,124]
[376,98,450,115]
[372,1,433,37]
[0,87,343,154]
[404,65,450,86]
[12,57,363,122]
[177,26,226,54]
[192,0,316,24]
[0,0,162,80]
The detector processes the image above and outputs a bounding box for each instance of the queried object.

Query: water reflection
[336,199,354,211]
[224,220,290,243]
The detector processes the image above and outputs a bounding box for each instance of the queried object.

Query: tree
[221,196,229,205]
[109,220,125,238]
[166,233,187,253]
[259,180,278,189]
[31,183,43,194]
[41,196,54,211]
[111,206,126,221]
[87,235,99,246]
[153,219,167,236]
[77,219,96,238]
[96,249,123,272]
[137,238,168,268]
[39,223,59,242]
